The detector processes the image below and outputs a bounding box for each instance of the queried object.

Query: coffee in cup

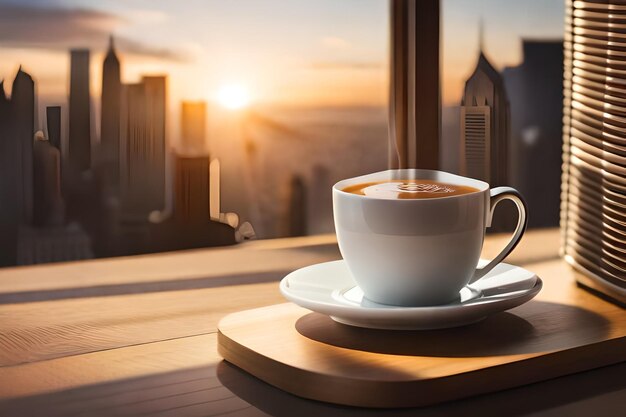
[333,169,527,306]
[342,179,479,199]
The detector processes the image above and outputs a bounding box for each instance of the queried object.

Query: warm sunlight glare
[217,84,251,110]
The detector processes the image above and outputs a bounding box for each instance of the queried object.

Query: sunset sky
[0,0,564,110]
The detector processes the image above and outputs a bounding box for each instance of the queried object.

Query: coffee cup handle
[468,187,528,284]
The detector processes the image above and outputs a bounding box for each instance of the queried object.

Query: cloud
[309,61,383,70]
[125,9,169,24]
[115,38,185,62]
[0,4,184,61]
[321,36,351,49]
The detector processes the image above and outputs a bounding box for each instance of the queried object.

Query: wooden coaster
[218,285,626,408]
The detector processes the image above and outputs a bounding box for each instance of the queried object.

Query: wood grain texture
[0,238,341,366]
[0,230,626,417]
[0,229,558,298]
[0,333,267,417]
[1,332,623,417]
[0,234,339,297]
[217,259,626,408]
[0,283,287,366]
[218,360,626,417]
[0,229,558,368]
[2,228,622,415]
[0,333,219,399]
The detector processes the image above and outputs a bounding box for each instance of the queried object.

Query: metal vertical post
[389,0,440,169]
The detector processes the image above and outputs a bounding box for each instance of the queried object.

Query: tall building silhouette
[101,36,121,186]
[0,68,35,265]
[143,76,167,211]
[287,175,307,237]
[18,126,92,266]
[0,80,8,125]
[0,46,248,266]
[148,102,241,251]
[12,68,35,225]
[181,101,207,153]
[0,80,12,265]
[46,106,62,151]
[69,49,91,172]
[460,28,512,232]
[120,76,167,217]
[503,40,563,228]
[174,155,211,223]
[33,131,64,227]
[307,164,333,235]
[149,153,238,251]
[460,43,510,186]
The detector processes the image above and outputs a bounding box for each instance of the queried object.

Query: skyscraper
[46,106,62,152]
[0,80,7,116]
[460,32,512,233]
[101,36,121,185]
[0,80,13,266]
[307,164,333,235]
[149,152,238,251]
[120,82,148,217]
[287,175,307,237]
[0,80,9,224]
[11,67,35,225]
[120,76,167,217]
[460,48,510,186]
[33,131,64,227]
[0,68,35,265]
[181,101,207,153]
[143,76,167,212]
[503,40,563,228]
[174,154,210,223]
[147,103,241,250]
[19,127,92,266]
[69,49,91,172]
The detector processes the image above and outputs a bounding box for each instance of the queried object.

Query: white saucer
[279,260,542,330]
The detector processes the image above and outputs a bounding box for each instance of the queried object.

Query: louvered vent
[561,0,626,305]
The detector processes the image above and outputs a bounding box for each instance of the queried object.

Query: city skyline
[0,0,563,112]
[0,36,250,266]
[0,1,567,267]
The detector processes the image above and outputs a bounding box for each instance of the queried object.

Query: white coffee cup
[333,169,527,306]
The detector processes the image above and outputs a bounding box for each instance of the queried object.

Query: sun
[217,83,251,110]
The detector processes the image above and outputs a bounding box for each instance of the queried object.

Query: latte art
[342,179,478,199]
[397,182,455,193]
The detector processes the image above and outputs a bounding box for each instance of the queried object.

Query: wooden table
[0,229,624,416]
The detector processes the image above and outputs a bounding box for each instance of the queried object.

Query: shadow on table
[295,301,611,357]
[217,360,626,417]
[0,364,264,417]
[0,269,293,305]
[3,359,624,417]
